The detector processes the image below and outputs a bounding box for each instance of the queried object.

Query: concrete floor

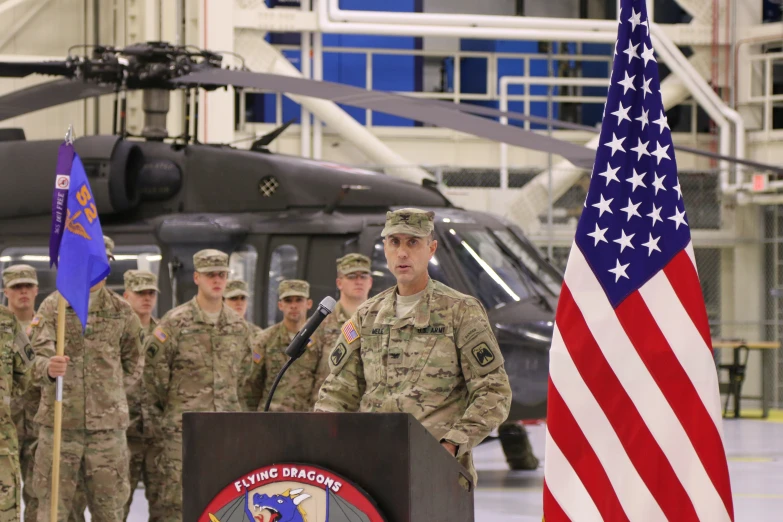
[39,418,783,521]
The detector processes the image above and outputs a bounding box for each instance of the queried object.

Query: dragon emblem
[243,488,311,522]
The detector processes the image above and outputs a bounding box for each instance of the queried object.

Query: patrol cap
[381,208,435,238]
[225,279,250,299]
[124,270,159,293]
[104,235,115,261]
[2,264,38,288]
[279,279,309,300]
[337,253,371,275]
[193,249,230,274]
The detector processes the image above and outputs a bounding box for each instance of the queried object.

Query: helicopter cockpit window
[443,228,540,310]
[0,245,161,312]
[229,246,258,321]
[493,230,562,297]
[267,244,298,327]
[369,237,448,298]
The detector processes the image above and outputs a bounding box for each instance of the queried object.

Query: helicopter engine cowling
[0,135,144,219]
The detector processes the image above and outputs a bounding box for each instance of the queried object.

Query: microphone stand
[263,358,297,412]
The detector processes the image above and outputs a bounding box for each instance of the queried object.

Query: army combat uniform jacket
[315,279,512,483]
[144,298,251,436]
[127,318,157,440]
[311,301,350,402]
[1,307,48,456]
[244,321,321,412]
[31,289,144,430]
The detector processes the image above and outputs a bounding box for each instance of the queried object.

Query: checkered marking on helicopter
[259,176,280,197]
[199,463,386,522]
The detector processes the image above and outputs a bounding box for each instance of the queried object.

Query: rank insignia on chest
[341,320,360,344]
[153,327,168,343]
[252,351,262,364]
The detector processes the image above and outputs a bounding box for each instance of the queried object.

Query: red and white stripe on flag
[543,244,734,521]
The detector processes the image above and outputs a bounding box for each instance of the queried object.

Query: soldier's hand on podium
[48,355,70,378]
[441,441,457,457]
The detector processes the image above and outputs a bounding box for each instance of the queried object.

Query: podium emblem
[200,463,386,522]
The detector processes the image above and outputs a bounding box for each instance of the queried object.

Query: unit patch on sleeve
[146,344,159,359]
[340,320,360,344]
[471,343,495,367]
[330,343,347,367]
[252,351,262,364]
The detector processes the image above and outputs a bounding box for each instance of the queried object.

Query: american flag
[542,1,734,521]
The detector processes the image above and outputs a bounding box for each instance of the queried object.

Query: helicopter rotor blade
[173,68,597,169]
[0,79,116,122]
[432,99,783,174]
[0,60,72,78]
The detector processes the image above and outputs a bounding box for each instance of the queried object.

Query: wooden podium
[182,412,474,522]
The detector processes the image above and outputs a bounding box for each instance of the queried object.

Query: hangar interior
[1,0,782,520]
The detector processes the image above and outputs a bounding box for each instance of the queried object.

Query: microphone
[285,296,336,358]
[264,296,336,412]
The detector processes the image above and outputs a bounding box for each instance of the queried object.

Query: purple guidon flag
[50,127,74,267]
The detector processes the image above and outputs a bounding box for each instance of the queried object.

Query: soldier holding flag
[28,129,143,522]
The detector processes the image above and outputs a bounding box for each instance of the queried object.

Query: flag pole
[50,123,73,522]
[50,295,66,522]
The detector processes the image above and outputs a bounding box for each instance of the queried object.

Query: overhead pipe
[316,0,617,43]
[650,23,745,193]
[325,0,618,32]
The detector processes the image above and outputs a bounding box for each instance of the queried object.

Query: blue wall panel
[253,0,422,126]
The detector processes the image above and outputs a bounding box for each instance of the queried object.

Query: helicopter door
[263,236,308,328]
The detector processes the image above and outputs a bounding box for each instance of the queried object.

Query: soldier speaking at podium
[315,208,512,484]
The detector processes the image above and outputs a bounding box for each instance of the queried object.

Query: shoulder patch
[330,343,347,367]
[146,344,159,360]
[31,316,41,327]
[153,327,168,343]
[341,320,360,344]
[471,343,495,367]
[252,351,262,364]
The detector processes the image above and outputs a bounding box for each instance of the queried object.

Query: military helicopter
[0,41,771,426]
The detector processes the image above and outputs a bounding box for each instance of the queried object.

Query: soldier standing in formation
[121,270,161,520]
[0,297,68,522]
[315,209,512,484]
[29,236,143,522]
[312,254,373,399]
[143,249,251,522]
[4,265,42,522]
[244,280,321,412]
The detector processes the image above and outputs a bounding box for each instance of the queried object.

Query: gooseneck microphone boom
[263,296,336,412]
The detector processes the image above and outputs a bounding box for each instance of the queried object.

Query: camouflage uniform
[245,280,321,412]
[29,284,143,522]
[123,270,160,521]
[312,254,371,402]
[143,250,251,522]
[315,209,512,484]
[4,265,42,522]
[0,305,48,522]
[225,279,266,404]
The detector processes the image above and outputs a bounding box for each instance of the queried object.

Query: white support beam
[201,0,234,144]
